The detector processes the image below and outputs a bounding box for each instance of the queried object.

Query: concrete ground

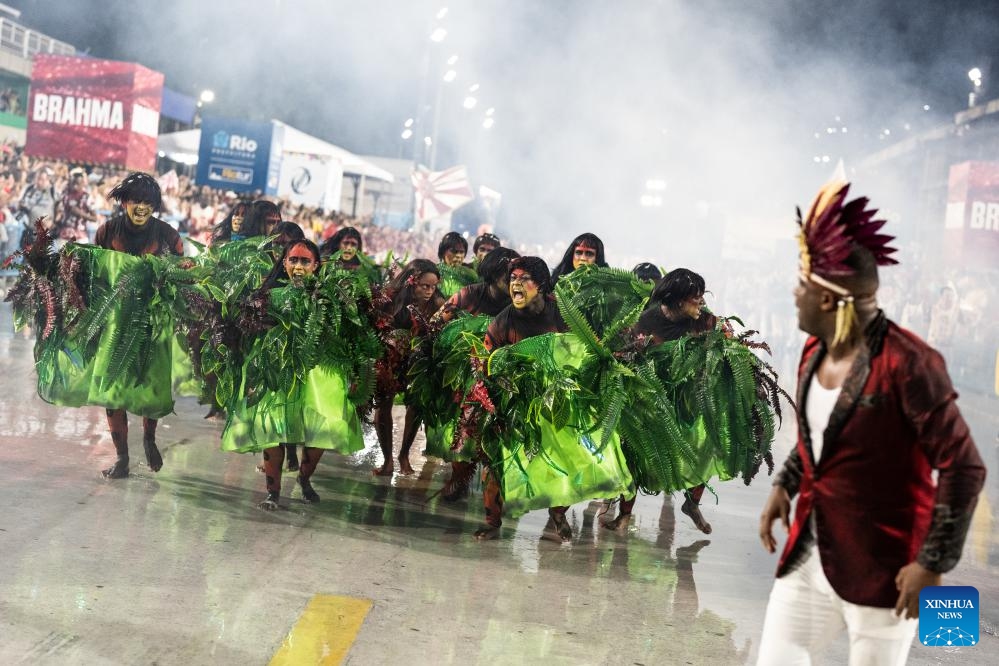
[0,303,996,665]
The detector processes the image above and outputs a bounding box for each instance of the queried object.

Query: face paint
[476,244,497,262]
[572,244,598,270]
[340,237,359,260]
[125,201,154,227]
[283,243,318,285]
[509,270,539,309]
[443,247,466,267]
[412,273,439,303]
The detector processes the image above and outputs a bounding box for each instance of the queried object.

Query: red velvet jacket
[774,315,985,607]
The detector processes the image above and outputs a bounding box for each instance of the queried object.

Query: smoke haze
[10,0,999,266]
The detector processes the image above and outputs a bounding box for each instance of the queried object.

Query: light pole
[968,67,983,108]
[193,89,215,128]
[398,118,414,158]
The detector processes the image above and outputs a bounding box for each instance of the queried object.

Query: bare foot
[397,456,415,475]
[258,492,280,510]
[298,476,320,503]
[372,462,394,476]
[143,437,163,472]
[602,513,632,532]
[681,497,713,534]
[543,512,573,543]
[102,456,129,479]
[284,446,299,472]
[474,525,501,540]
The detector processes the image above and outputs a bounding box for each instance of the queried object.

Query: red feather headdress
[797,180,898,345]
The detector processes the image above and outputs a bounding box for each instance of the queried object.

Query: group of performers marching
[6,171,789,542]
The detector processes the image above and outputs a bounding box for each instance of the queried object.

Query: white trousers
[757,546,917,665]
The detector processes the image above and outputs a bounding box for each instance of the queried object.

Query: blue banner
[195,117,277,194]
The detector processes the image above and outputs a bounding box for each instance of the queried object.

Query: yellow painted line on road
[269,594,373,666]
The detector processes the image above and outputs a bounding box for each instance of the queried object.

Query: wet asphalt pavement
[0,302,995,665]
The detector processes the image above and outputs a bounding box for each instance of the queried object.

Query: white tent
[157,123,394,183]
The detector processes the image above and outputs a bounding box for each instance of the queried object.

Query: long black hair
[650,268,705,310]
[386,258,443,325]
[265,221,305,258]
[209,200,253,245]
[477,247,520,285]
[245,200,281,235]
[437,231,468,261]
[550,232,608,283]
[259,239,321,291]
[320,226,363,259]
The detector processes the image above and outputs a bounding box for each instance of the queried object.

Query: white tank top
[805,374,841,463]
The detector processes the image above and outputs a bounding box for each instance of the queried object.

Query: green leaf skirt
[221,365,364,454]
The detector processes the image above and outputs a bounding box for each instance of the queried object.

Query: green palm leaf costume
[437,262,479,298]
[8,243,205,419]
[220,264,382,454]
[552,266,783,495]
[483,332,636,516]
[408,313,493,462]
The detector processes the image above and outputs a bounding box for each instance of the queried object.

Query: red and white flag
[412,165,474,223]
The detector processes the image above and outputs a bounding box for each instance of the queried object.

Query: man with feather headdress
[757,181,985,664]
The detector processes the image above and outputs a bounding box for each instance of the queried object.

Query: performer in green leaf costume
[219,240,380,509]
[6,173,198,479]
[436,231,478,298]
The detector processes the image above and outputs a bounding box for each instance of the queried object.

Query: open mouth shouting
[126,201,154,226]
[509,270,537,309]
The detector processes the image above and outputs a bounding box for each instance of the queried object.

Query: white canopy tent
[156,123,394,183]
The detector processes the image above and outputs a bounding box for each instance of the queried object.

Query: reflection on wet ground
[0,304,996,664]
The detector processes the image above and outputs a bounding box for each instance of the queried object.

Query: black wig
[550,232,608,283]
[259,239,321,291]
[320,226,364,258]
[245,200,281,235]
[477,247,520,284]
[472,232,501,254]
[437,231,468,260]
[210,200,253,245]
[650,268,706,311]
[265,221,306,258]
[632,262,663,283]
[509,256,553,295]
[387,258,443,322]
[108,172,162,211]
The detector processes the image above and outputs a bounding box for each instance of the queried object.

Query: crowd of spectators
[715,251,997,398]
[0,140,993,398]
[0,141,445,262]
